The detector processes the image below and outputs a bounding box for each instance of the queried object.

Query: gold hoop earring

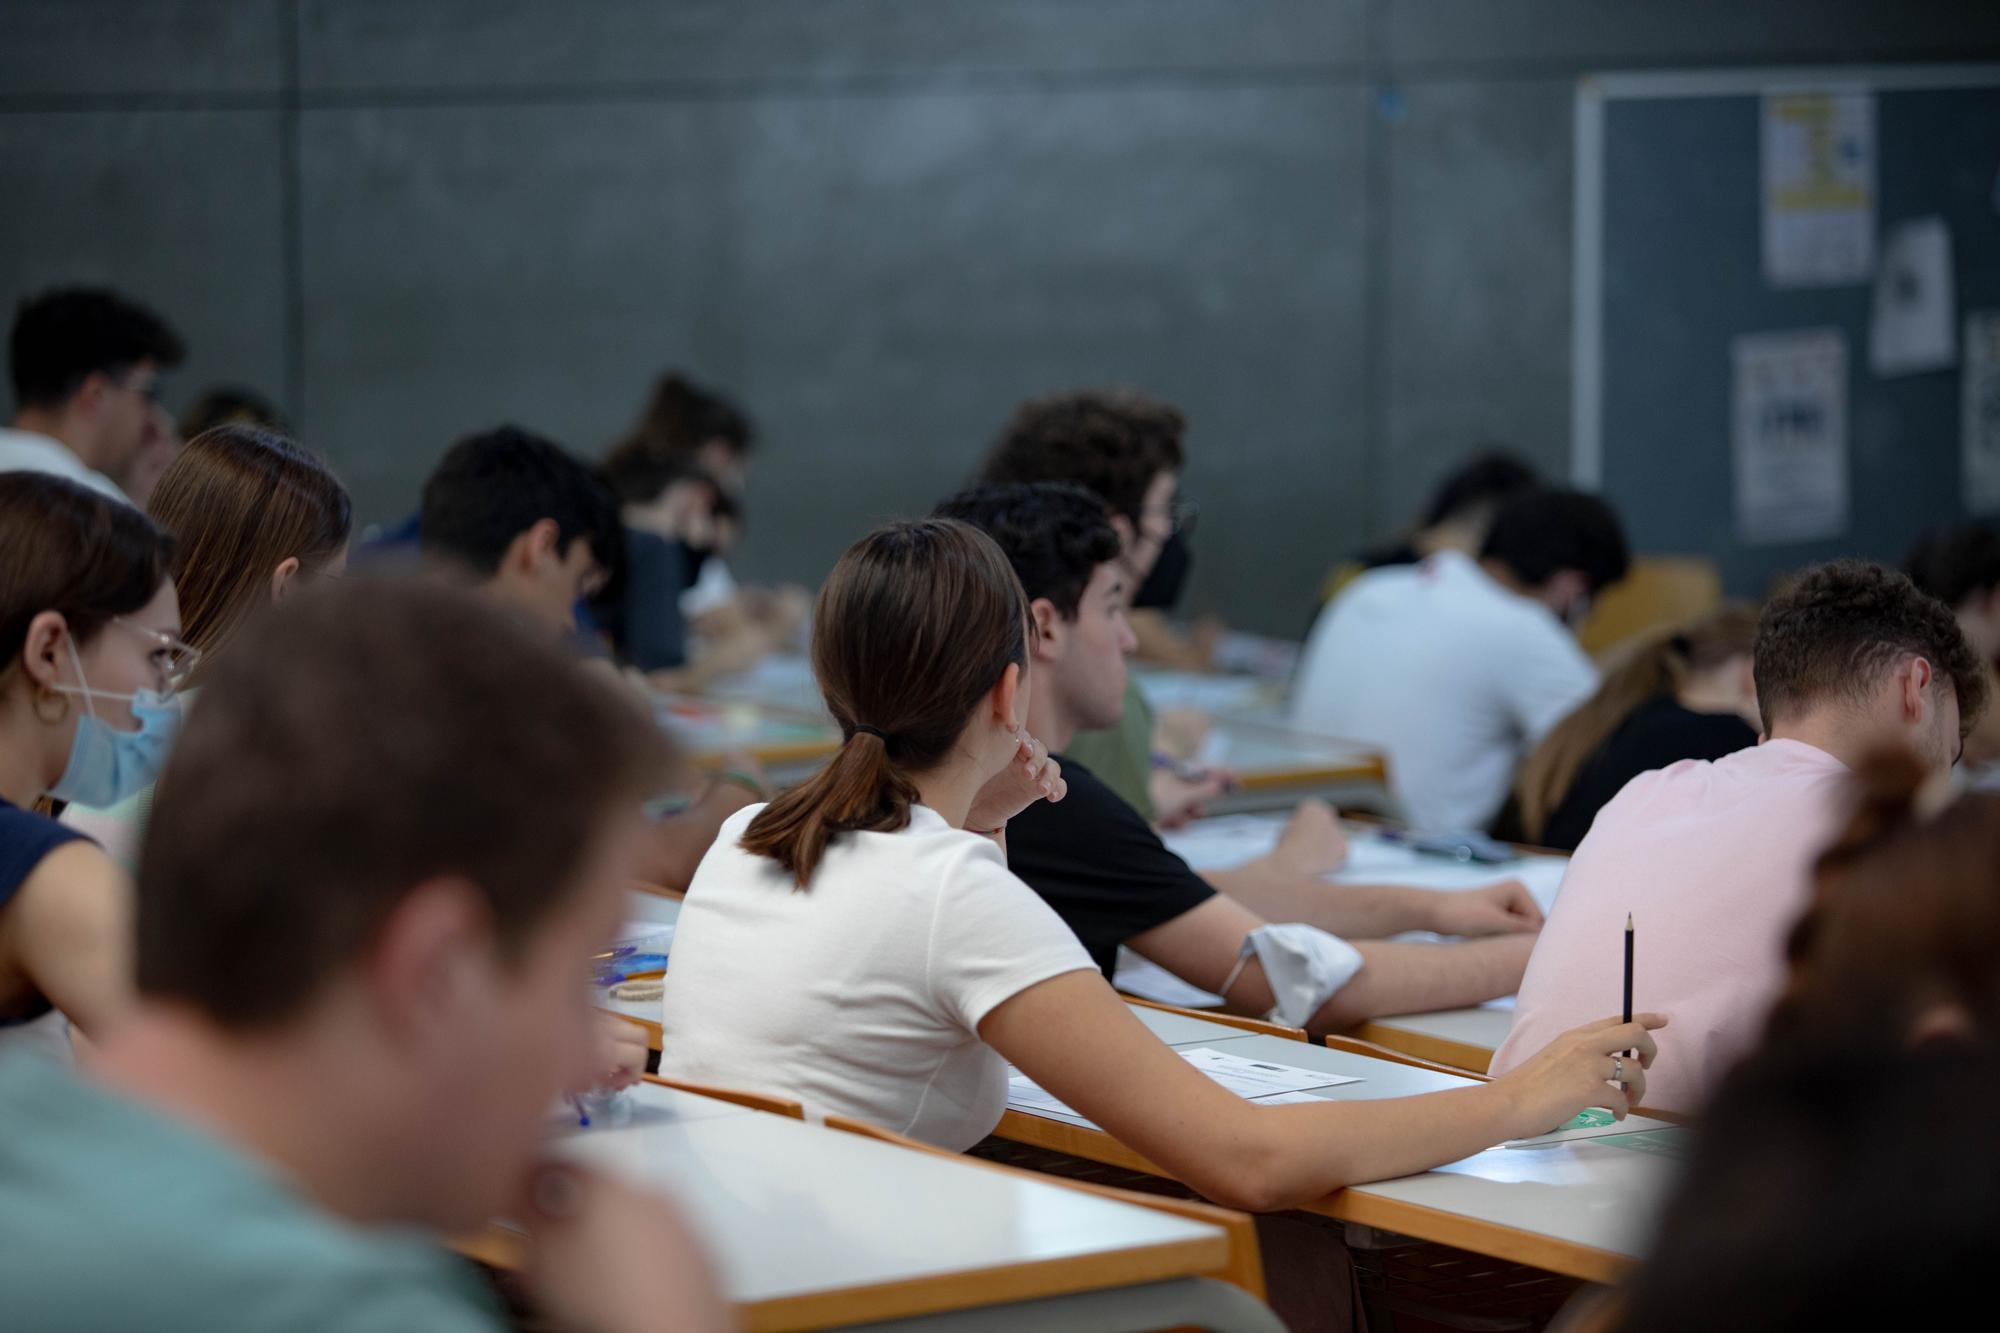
[31,685,70,725]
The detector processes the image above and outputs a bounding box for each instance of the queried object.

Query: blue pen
[569,1093,590,1128]
[593,952,670,986]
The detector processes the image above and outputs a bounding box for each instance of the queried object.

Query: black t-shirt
[1541,696,1759,851]
[1003,756,1218,976]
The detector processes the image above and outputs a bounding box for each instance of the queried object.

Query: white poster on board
[1870,217,1956,376]
[1733,329,1849,544]
[1964,311,2000,514]
[1762,91,1875,288]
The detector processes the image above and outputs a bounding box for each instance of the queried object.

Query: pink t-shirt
[1490,739,1851,1114]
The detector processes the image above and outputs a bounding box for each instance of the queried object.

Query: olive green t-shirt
[0,1053,503,1333]
[1060,677,1156,820]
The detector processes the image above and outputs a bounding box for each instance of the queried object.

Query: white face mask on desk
[1218,923,1365,1029]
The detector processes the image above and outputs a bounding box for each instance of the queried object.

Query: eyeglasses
[113,618,202,695]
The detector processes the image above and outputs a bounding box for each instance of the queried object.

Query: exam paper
[1006,1047,1360,1124]
[1112,948,1227,1009]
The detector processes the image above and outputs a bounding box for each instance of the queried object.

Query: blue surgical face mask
[45,637,180,808]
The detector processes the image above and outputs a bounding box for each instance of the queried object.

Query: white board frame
[1570,62,2000,488]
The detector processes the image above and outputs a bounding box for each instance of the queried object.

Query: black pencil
[1623,913,1635,1027]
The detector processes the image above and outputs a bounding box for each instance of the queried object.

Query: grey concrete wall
[5,1,1999,633]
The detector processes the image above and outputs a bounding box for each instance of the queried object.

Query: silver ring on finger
[1612,1056,1624,1086]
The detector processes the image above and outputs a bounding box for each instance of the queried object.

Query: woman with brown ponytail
[1510,604,1761,850]
[660,518,1665,1212]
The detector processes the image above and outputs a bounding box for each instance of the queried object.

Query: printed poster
[1964,311,2000,514]
[1762,91,1876,288]
[1733,329,1849,544]
[1869,217,1956,377]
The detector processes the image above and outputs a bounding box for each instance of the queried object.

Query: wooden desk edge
[691,740,839,769]
[992,1111,1633,1286]
[1235,756,1387,791]
[457,1211,1228,1332]
[1347,1022,1496,1075]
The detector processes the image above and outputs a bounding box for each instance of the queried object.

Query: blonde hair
[1515,603,1758,842]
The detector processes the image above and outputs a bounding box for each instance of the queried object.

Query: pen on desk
[569,1094,590,1128]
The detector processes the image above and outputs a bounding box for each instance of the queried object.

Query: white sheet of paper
[1762,90,1875,288]
[1006,1047,1360,1124]
[1965,311,2000,514]
[1870,217,1956,376]
[1112,949,1227,1009]
[1180,1047,1362,1097]
[1733,328,1850,544]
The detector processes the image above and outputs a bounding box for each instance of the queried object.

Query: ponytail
[741,730,922,887]
[736,519,1029,888]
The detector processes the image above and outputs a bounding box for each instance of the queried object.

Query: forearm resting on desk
[1307,934,1532,1031]
[983,971,1535,1213]
[1209,859,1449,938]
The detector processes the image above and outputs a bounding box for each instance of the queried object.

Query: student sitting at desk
[1586,755,2000,1333]
[1327,447,1540,603]
[941,482,1543,1034]
[660,516,1661,1211]
[602,371,809,688]
[419,426,758,890]
[1906,520,2000,766]
[1,285,185,505]
[978,388,1228,825]
[61,423,352,868]
[0,474,182,1057]
[1491,561,1984,1113]
[1503,604,1760,851]
[0,579,724,1333]
[1292,489,1629,833]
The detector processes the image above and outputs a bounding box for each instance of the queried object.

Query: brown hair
[147,424,352,673]
[605,372,754,472]
[1514,604,1759,842]
[0,472,175,697]
[740,519,1031,886]
[136,576,677,1029]
[1755,559,1987,740]
[981,389,1185,521]
[1767,749,2000,1049]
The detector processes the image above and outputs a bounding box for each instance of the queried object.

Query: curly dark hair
[979,389,1185,521]
[1755,560,1988,739]
[933,482,1122,619]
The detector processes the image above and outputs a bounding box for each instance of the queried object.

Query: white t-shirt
[0,428,129,503]
[659,803,1095,1150]
[1291,550,1598,832]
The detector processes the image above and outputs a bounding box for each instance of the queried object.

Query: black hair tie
[852,724,890,742]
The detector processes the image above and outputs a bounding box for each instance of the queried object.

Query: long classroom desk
[651,691,843,784]
[467,1082,1276,1333]
[996,1013,1680,1286]
[704,656,1389,814]
[601,960,1671,1289]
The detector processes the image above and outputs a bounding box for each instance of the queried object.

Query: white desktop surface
[558,1105,1225,1307]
